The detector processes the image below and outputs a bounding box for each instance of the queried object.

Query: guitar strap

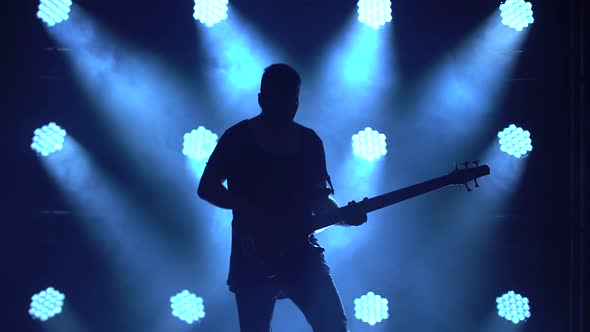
[325,174,335,195]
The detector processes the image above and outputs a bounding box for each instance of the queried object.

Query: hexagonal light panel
[182,126,219,161]
[170,290,205,324]
[31,122,67,157]
[352,127,387,162]
[497,124,533,158]
[357,0,392,29]
[499,0,535,32]
[36,0,73,27]
[354,291,390,326]
[29,287,65,321]
[193,0,229,27]
[496,290,531,324]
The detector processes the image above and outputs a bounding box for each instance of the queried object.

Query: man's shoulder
[294,122,321,142]
[222,120,249,138]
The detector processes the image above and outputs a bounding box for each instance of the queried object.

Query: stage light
[193,0,229,27]
[499,0,534,32]
[497,124,533,159]
[357,0,392,29]
[182,126,219,161]
[496,290,531,324]
[354,291,389,326]
[352,127,387,162]
[36,0,72,27]
[29,287,65,321]
[170,290,206,324]
[31,122,67,157]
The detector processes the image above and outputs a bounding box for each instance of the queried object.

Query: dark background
[4,0,587,331]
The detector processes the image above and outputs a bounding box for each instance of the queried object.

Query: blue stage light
[352,127,387,162]
[357,0,392,29]
[354,291,390,326]
[29,287,65,321]
[496,290,531,324]
[193,0,229,27]
[499,0,535,32]
[36,0,72,27]
[497,124,533,159]
[31,122,67,157]
[170,290,205,324]
[182,126,219,161]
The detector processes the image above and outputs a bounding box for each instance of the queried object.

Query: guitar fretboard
[360,174,450,213]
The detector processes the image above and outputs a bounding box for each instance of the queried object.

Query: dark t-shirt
[204,119,331,290]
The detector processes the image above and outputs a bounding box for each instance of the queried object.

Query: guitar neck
[359,174,451,213]
[313,174,451,231]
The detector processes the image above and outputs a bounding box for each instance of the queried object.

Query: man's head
[258,63,301,125]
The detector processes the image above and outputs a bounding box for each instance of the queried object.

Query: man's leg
[283,262,349,332]
[234,282,280,332]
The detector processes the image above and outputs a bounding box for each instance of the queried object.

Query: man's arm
[197,129,249,211]
[197,170,245,210]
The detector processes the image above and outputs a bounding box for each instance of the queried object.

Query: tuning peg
[474,178,480,188]
[462,161,470,168]
[473,160,480,167]
[454,162,458,171]
[464,183,472,192]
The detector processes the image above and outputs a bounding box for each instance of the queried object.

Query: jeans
[233,261,349,332]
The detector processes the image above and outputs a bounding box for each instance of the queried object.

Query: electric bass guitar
[241,161,491,278]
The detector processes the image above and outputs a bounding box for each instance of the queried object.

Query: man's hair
[260,63,301,95]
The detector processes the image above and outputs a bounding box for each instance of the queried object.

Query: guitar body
[237,213,329,278]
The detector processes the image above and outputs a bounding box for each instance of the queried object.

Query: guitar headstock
[447,160,491,191]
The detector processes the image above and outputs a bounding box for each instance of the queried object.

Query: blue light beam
[47,9,204,175]
[200,11,285,116]
[311,12,395,126]
[395,12,529,166]
[38,138,194,331]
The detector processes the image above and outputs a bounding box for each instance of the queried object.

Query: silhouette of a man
[198,63,367,332]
